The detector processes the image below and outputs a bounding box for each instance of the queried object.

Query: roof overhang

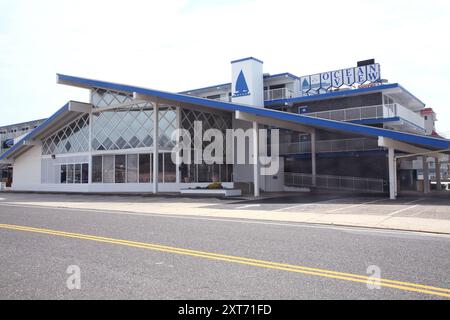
[0,101,92,160]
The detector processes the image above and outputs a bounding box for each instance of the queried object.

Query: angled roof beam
[379,137,447,160]
[68,101,92,113]
[235,111,315,134]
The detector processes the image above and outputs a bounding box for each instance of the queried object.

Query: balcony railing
[264,88,295,101]
[304,103,425,130]
[277,138,381,155]
[285,172,386,193]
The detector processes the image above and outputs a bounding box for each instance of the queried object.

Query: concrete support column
[311,130,317,187]
[388,147,396,200]
[253,121,260,197]
[423,156,430,194]
[88,111,93,184]
[435,158,442,191]
[153,103,159,194]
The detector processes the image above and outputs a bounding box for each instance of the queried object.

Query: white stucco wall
[12,145,42,191]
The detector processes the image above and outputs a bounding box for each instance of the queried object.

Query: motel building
[1,57,450,200]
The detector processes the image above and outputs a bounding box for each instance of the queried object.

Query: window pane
[139,154,151,183]
[158,153,164,182]
[164,153,176,183]
[82,163,89,184]
[92,156,103,183]
[127,154,138,183]
[67,164,74,184]
[74,164,81,184]
[115,155,126,184]
[103,155,114,183]
[60,165,67,184]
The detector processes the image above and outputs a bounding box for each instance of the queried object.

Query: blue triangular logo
[233,70,250,97]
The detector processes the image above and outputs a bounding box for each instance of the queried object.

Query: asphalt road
[0,202,449,300]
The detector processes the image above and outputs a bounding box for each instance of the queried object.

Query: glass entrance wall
[40,87,235,187]
[180,108,233,183]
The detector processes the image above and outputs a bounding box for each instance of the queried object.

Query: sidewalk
[1,192,450,235]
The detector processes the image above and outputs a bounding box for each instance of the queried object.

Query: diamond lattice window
[90,88,133,108]
[42,115,90,155]
[181,109,231,149]
[92,102,154,151]
[158,106,177,149]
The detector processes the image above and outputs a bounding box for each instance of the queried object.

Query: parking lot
[212,193,450,220]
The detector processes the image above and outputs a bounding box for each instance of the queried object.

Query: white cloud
[1,0,449,134]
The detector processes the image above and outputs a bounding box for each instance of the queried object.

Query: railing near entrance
[285,172,386,193]
[278,138,381,155]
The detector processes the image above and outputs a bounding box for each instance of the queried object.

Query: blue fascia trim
[0,103,70,160]
[56,74,450,150]
[230,57,264,64]
[264,72,300,81]
[179,82,231,95]
[265,83,401,107]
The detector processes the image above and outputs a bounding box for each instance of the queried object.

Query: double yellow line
[1,223,449,298]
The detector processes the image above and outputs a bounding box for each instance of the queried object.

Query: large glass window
[42,115,89,155]
[91,103,154,151]
[126,154,138,183]
[163,153,176,183]
[67,164,74,184]
[60,165,67,184]
[74,164,81,184]
[115,155,126,184]
[82,164,89,184]
[139,154,152,183]
[92,156,103,183]
[103,155,114,183]
[158,154,164,183]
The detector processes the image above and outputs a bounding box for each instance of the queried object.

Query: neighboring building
[0,119,46,186]
[1,57,449,199]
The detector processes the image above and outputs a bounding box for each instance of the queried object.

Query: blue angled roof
[3,73,447,161]
[57,74,449,150]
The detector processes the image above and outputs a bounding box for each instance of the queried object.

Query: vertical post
[435,158,442,191]
[423,156,430,194]
[88,111,93,184]
[175,107,181,185]
[311,130,317,187]
[388,147,396,200]
[153,103,159,194]
[253,121,260,197]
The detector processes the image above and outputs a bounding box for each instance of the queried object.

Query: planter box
[180,188,242,197]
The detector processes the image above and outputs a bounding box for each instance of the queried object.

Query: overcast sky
[1,0,449,135]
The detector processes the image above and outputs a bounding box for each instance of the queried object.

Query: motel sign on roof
[300,63,381,96]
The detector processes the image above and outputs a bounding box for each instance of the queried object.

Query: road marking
[1,223,449,298]
[1,202,450,239]
[235,204,261,210]
[386,199,425,217]
[273,198,350,212]
[326,199,387,213]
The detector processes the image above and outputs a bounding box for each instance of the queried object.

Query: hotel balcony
[277,138,381,155]
[304,103,426,134]
[264,88,295,101]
